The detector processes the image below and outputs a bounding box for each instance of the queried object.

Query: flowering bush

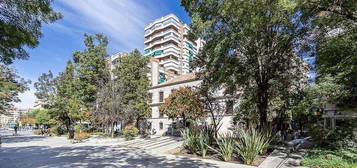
[122,125,139,140]
[74,132,91,142]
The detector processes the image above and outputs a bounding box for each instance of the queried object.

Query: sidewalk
[259,147,306,168]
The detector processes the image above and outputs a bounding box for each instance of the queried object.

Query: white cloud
[55,0,160,52]
[14,1,167,109]
[13,89,36,109]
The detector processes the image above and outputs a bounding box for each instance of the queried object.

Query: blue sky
[13,0,190,109]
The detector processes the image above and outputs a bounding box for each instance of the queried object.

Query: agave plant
[234,127,271,165]
[198,132,210,157]
[209,133,235,161]
[181,128,200,154]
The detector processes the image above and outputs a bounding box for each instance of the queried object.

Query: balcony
[160,58,180,66]
[144,20,180,38]
[145,29,179,44]
[145,50,163,57]
[145,35,180,50]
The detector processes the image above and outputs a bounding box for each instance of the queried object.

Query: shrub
[198,132,210,157]
[74,132,91,142]
[91,132,105,136]
[74,124,89,133]
[50,125,65,136]
[310,119,357,149]
[209,133,235,161]
[235,127,271,165]
[122,125,139,140]
[33,130,42,135]
[181,127,201,154]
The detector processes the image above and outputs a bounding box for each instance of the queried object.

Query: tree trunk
[136,116,141,133]
[182,114,187,128]
[257,84,269,128]
[65,117,71,133]
[111,122,115,138]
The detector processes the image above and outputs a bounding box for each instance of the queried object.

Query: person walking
[14,124,18,136]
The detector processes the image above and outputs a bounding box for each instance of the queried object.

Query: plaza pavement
[0,130,255,168]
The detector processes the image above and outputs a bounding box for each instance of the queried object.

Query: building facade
[106,52,128,79]
[145,14,238,136]
[148,58,237,136]
[0,108,30,126]
[144,14,204,84]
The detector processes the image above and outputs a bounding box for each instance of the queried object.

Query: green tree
[0,0,62,64]
[113,49,150,128]
[34,71,57,106]
[182,0,308,126]
[293,76,347,118]
[73,34,109,105]
[160,87,204,127]
[0,64,29,113]
[300,0,357,108]
[34,109,52,125]
[52,61,83,130]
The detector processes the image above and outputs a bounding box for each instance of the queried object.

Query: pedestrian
[14,124,18,136]
[0,134,2,147]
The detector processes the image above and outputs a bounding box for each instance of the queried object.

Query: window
[226,100,234,114]
[159,91,164,102]
[159,122,164,130]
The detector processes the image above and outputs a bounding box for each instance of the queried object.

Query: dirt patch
[167,147,268,166]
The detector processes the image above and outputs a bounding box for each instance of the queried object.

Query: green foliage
[210,133,235,162]
[73,34,109,104]
[113,49,150,125]
[33,130,42,135]
[160,87,204,126]
[122,125,139,140]
[181,127,201,154]
[73,124,88,133]
[50,125,65,136]
[34,109,52,125]
[299,0,357,108]
[235,128,271,165]
[0,0,62,64]
[293,76,347,116]
[181,126,215,157]
[0,65,29,113]
[302,148,357,168]
[309,119,357,149]
[34,71,56,104]
[182,0,308,126]
[51,61,83,127]
[198,133,210,157]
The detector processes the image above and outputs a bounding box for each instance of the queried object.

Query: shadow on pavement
[0,145,220,168]
[2,135,46,144]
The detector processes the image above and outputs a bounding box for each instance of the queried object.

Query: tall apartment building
[144,14,204,85]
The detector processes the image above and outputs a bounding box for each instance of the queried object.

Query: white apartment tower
[144,14,203,85]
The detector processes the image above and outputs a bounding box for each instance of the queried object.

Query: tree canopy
[0,64,29,113]
[160,87,204,126]
[0,0,62,64]
[300,0,357,108]
[113,49,150,127]
[182,0,308,126]
[73,34,109,104]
